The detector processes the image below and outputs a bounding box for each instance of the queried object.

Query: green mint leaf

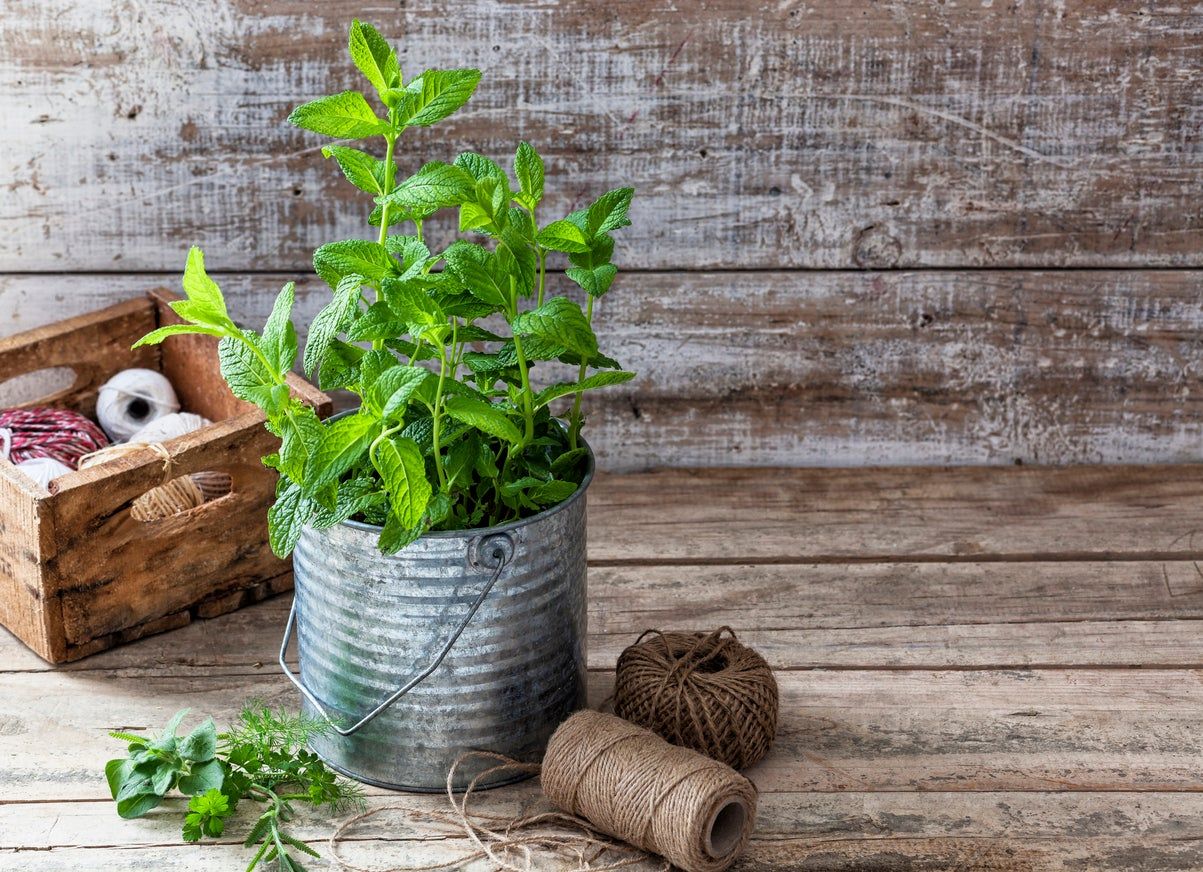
[586,187,634,235]
[347,301,405,342]
[303,274,362,378]
[269,479,315,558]
[218,333,280,412]
[569,233,615,270]
[321,145,391,195]
[313,239,396,289]
[261,282,299,372]
[178,718,217,762]
[348,19,401,96]
[384,234,431,276]
[372,436,432,531]
[276,404,325,482]
[306,412,380,493]
[374,367,431,422]
[530,478,577,506]
[535,219,590,253]
[288,91,390,139]
[443,395,523,445]
[442,242,508,308]
[512,297,598,359]
[454,151,507,183]
[179,247,232,324]
[177,758,224,796]
[132,323,225,348]
[551,447,591,477]
[380,277,445,332]
[396,68,482,127]
[566,264,617,298]
[533,370,635,408]
[514,142,544,208]
[380,161,475,213]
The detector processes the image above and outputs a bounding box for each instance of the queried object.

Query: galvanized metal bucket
[279,448,591,792]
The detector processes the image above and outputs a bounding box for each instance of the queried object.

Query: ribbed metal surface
[291,470,589,791]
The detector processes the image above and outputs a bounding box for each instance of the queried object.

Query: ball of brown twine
[614,627,778,771]
[129,476,205,521]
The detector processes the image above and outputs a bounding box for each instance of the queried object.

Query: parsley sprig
[106,705,363,871]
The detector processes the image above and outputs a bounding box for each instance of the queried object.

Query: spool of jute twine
[614,627,778,770]
[129,475,205,521]
[329,710,757,872]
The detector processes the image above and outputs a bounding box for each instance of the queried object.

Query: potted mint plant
[138,20,634,790]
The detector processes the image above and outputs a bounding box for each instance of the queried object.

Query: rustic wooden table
[2,465,1201,870]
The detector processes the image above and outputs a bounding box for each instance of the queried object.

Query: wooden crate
[0,290,331,663]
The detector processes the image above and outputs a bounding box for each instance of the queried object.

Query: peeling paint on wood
[3,270,1202,469]
[0,1,1200,271]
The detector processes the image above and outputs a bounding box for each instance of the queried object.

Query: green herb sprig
[106,706,363,871]
[136,19,636,555]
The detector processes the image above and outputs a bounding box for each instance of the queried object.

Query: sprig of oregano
[136,19,635,555]
[106,705,363,872]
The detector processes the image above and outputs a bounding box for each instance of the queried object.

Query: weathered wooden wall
[1,1,1200,468]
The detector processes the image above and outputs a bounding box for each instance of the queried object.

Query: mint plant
[136,20,635,555]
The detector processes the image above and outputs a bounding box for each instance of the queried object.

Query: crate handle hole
[130,470,234,522]
[0,367,80,407]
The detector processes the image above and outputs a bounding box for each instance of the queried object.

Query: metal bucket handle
[278,532,515,737]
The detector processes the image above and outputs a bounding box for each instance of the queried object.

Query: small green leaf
[533,370,635,408]
[530,479,577,506]
[586,187,635,235]
[514,141,544,208]
[442,242,508,308]
[443,396,523,445]
[117,790,163,820]
[372,436,432,531]
[565,264,618,298]
[261,282,299,372]
[380,277,444,330]
[313,239,396,288]
[219,333,280,412]
[322,145,391,195]
[374,367,431,421]
[536,219,590,253]
[178,718,217,762]
[180,247,232,324]
[105,758,136,799]
[512,297,598,359]
[288,91,390,139]
[132,323,225,349]
[177,758,224,796]
[455,151,507,183]
[380,161,475,213]
[349,19,401,96]
[269,479,315,558]
[396,68,482,127]
[303,274,362,378]
[306,412,381,493]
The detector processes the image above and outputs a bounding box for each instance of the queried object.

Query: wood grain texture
[1,467,1201,868]
[1,1,1201,271]
[6,270,1203,469]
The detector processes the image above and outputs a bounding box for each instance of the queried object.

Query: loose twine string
[614,627,778,771]
[330,711,756,872]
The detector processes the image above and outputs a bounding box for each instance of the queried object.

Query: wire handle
[278,532,515,737]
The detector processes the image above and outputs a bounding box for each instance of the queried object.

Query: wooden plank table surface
[3,465,1203,870]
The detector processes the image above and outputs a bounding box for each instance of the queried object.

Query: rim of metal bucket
[280,406,594,741]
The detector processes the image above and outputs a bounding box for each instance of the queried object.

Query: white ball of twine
[16,456,73,489]
[96,369,180,441]
[128,412,211,444]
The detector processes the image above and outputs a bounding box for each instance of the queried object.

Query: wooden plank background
[1,1,1201,468]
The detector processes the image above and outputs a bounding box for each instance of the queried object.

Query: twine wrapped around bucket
[329,711,758,872]
[614,627,778,770]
